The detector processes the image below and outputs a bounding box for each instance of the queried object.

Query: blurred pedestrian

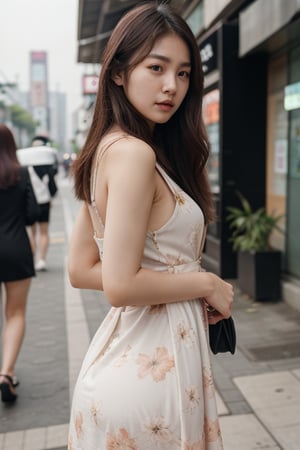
[27,135,58,271]
[0,124,39,402]
[67,2,233,448]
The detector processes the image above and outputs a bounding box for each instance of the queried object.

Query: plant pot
[237,250,281,301]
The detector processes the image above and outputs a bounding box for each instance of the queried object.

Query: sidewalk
[0,177,299,450]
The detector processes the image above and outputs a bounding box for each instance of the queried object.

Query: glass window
[286,46,300,277]
[186,3,204,35]
[267,56,288,253]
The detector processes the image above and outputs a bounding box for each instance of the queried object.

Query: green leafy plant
[227,193,283,252]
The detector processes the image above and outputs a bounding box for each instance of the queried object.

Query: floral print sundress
[68,141,223,450]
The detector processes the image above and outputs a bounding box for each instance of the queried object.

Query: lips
[156,100,174,107]
[156,101,174,112]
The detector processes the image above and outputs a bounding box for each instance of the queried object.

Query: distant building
[49,91,67,152]
[30,51,49,136]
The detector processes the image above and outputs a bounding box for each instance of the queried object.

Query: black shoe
[0,374,18,402]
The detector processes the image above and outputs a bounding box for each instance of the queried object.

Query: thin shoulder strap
[155,163,177,195]
[91,134,127,203]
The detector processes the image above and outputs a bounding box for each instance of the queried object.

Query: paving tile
[233,371,300,409]
[272,423,300,450]
[292,368,300,380]
[64,271,90,399]
[215,391,229,415]
[233,371,300,449]
[0,434,4,450]
[23,427,46,450]
[45,424,68,449]
[226,400,252,415]
[217,387,245,402]
[2,431,24,450]
[256,403,300,428]
[253,403,300,450]
[219,414,279,450]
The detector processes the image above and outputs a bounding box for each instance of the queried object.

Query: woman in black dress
[0,124,38,402]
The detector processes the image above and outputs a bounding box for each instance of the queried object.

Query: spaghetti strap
[90,134,128,231]
[155,163,177,195]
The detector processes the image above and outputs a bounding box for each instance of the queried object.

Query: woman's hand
[204,273,234,319]
[206,307,227,324]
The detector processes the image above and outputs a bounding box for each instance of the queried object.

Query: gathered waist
[166,258,202,274]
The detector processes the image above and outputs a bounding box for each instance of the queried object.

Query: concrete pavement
[0,175,299,449]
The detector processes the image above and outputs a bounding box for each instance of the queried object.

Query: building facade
[187,0,300,308]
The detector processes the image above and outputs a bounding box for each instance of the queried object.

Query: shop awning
[77,0,191,63]
[239,0,300,56]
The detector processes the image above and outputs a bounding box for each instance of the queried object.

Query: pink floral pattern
[74,411,83,439]
[144,416,176,443]
[67,436,74,450]
[175,321,196,348]
[205,417,222,443]
[136,347,174,382]
[90,401,102,426]
[113,345,132,367]
[183,438,205,450]
[203,368,215,397]
[184,385,201,414]
[106,428,138,450]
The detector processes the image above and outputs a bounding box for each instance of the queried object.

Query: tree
[9,104,38,135]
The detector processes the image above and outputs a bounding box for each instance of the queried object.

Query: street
[0,176,300,450]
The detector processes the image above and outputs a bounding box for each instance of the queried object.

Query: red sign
[31,51,47,62]
[82,75,99,95]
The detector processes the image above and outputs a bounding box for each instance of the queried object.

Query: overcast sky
[0,0,87,140]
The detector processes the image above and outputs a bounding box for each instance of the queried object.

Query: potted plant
[226,193,283,301]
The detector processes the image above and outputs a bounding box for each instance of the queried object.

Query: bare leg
[0,278,31,393]
[38,222,49,262]
[29,223,37,257]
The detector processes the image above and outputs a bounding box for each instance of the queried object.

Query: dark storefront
[200,23,267,279]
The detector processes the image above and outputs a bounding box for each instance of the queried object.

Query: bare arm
[99,138,233,317]
[68,202,103,290]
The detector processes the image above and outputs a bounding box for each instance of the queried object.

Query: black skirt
[0,167,37,282]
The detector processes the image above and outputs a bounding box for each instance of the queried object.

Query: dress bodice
[90,160,205,274]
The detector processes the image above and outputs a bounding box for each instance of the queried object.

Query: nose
[162,72,176,94]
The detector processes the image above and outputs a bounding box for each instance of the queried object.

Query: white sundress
[68,144,223,450]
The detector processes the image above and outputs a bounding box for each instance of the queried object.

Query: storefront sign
[199,33,217,74]
[203,89,220,125]
[284,81,300,111]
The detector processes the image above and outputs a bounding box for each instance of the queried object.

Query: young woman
[68,3,233,448]
[29,135,58,272]
[0,124,38,402]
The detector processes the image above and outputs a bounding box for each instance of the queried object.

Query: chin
[153,117,172,125]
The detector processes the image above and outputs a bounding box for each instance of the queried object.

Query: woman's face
[114,33,191,128]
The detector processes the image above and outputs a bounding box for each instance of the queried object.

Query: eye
[149,65,162,72]
[178,70,190,78]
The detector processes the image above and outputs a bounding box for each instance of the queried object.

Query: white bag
[28,166,51,204]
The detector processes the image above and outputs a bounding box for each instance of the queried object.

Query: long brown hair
[73,1,215,223]
[0,124,20,189]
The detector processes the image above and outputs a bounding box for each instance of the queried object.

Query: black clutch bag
[209,317,236,355]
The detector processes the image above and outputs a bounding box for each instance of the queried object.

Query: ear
[112,71,124,86]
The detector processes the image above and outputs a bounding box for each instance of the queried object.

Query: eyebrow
[146,53,191,68]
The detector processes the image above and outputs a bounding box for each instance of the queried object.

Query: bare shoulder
[103,135,156,170]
